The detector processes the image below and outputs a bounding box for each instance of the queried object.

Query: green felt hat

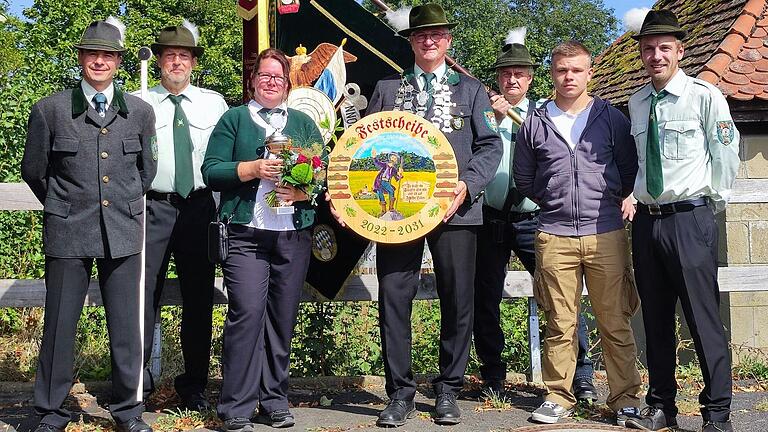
[632,9,687,40]
[151,25,204,57]
[491,43,539,70]
[74,20,126,53]
[398,4,457,37]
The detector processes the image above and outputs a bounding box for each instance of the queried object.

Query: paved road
[1,377,766,431]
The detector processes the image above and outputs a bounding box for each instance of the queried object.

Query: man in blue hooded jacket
[514,40,642,426]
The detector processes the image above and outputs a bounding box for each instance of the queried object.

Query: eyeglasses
[255,72,287,86]
[499,71,531,81]
[411,31,450,43]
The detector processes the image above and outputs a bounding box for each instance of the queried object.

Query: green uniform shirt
[484,97,540,213]
[140,84,229,193]
[628,70,740,213]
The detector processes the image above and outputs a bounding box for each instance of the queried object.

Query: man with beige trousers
[513,40,643,425]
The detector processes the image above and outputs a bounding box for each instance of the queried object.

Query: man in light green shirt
[626,10,739,432]
[139,22,228,412]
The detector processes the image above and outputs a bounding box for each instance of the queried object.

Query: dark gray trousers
[473,214,594,382]
[142,192,215,398]
[632,205,732,422]
[217,225,312,420]
[35,255,144,428]
[377,225,477,400]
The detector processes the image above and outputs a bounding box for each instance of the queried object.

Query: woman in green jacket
[202,48,323,431]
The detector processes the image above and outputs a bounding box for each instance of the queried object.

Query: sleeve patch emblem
[717,121,734,145]
[151,135,158,160]
[483,110,499,133]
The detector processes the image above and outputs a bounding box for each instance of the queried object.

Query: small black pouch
[207,220,229,264]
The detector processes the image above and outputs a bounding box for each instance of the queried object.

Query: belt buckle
[648,203,662,216]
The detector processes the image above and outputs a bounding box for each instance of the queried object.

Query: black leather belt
[147,188,211,203]
[483,206,540,223]
[638,198,707,216]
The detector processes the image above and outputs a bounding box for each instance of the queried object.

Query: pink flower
[296,153,309,164]
[311,155,323,169]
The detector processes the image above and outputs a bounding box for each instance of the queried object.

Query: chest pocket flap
[662,120,700,160]
[123,137,142,154]
[630,123,647,161]
[52,137,79,153]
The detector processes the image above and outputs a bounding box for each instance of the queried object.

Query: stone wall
[725,133,768,361]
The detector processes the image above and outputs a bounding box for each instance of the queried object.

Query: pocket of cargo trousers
[622,265,641,317]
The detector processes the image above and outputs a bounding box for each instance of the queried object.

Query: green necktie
[422,72,435,108]
[168,94,194,198]
[646,90,667,199]
[506,106,525,209]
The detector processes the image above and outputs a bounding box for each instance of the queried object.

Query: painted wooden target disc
[286,86,336,144]
[328,111,458,243]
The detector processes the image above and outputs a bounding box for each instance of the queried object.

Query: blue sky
[6,0,656,35]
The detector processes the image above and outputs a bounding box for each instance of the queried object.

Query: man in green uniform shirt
[626,10,740,432]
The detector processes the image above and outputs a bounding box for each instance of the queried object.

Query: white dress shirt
[81,80,114,109]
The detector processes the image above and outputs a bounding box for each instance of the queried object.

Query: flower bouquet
[265,143,328,211]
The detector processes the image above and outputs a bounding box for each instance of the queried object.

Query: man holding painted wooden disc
[354,3,501,427]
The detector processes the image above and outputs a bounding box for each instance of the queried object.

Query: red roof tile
[592,0,768,105]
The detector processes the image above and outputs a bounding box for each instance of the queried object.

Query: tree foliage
[365,0,618,100]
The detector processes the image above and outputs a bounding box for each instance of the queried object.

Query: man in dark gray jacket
[21,18,156,432]
[513,40,641,426]
[343,4,501,428]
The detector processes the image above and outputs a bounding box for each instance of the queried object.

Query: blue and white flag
[314,45,346,105]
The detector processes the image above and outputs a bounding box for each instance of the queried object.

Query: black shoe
[434,393,461,425]
[572,377,598,402]
[625,406,678,430]
[33,424,64,432]
[257,409,295,428]
[702,420,734,432]
[223,417,254,432]
[115,417,152,432]
[377,399,416,427]
[180,391,212,412]
[481,379,504,397]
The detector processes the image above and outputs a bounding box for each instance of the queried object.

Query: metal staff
[136,45,153,402]
[369,0,523,126]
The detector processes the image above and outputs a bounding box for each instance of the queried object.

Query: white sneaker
[530,401,572,424]
[616,406,642,427]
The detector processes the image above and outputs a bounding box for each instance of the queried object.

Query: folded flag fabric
[314,45,346,105]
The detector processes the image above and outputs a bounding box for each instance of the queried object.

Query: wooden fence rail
[3,181,768,383]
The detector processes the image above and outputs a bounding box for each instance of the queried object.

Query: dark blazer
[366,67,502,225]
[202,105,324,230]
[21,84,157,258]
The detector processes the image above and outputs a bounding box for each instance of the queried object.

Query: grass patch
[476,389,513,411]
[755,397,768,412]
[152,408,219,432]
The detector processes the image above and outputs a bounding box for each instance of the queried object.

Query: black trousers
[35,255,144,428]
[473,213,593,382]
[632,205,731,422]
[142,192,215,398]
[377,225,476,400]
[217,225,312,420]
